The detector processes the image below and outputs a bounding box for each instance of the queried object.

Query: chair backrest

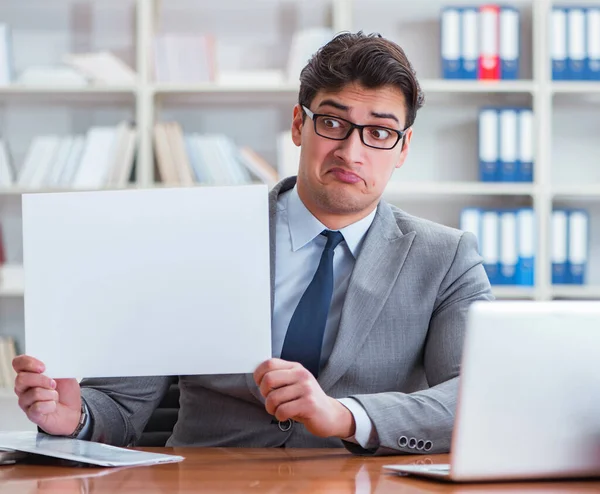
[137,377,180,447]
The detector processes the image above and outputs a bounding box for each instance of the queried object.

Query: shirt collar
[287,185,376,258]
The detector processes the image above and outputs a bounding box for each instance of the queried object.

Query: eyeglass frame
[301,105,406,150]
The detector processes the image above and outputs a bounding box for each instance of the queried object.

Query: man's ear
[395,127,413,170]
[291,104,303,146]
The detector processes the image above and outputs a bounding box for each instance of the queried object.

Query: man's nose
[334,127,365,163]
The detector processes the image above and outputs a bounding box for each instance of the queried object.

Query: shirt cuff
[337,397,379,450]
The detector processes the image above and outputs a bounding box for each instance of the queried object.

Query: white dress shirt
[272,186,378,449]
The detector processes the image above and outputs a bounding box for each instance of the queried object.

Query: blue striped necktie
[280,230,345,377]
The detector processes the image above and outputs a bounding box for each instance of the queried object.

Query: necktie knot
[322,230,344,251]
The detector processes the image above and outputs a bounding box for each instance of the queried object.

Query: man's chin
[315,189,369,215]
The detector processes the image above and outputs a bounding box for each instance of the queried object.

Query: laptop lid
[450,301,600,482]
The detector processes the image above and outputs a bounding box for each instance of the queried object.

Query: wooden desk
[1,448,600,493]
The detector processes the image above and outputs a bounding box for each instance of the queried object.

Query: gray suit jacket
[80,177,493,455]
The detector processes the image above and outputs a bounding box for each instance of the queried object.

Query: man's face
[291,82,412,221]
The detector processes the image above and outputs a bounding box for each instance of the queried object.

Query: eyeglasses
[302,105,405,150]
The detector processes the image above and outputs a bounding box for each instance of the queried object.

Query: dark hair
[298,31,424,129]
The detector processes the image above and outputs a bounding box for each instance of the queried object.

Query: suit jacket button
[408,437,417,449]
[397,436,408,447]
[416,440,425,450]
[424,440,433,451]
[278,419,293,432]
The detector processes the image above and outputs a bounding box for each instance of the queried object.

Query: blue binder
[500,7,520,79]
[516,208,535,286]
[587,8,600,80]
[551,209,569,284]
[567,209,589,284]
[461,7,478,79]
[551,8,569,80]
[499,210,518,285]
[441,7,462,79]
[499,108,518,182]
[481,210,500,284]
[567,8,587,80]
[517,109,534,182]
[479,108,500,182]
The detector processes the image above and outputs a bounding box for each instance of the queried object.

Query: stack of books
[11,121,136,189]
[153,122,279,187]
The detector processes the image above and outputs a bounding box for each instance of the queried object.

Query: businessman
[13,32,493,455]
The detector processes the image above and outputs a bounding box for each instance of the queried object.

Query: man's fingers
[273,399,304,423]
[18,388,59,412]
[259,369,300,398]
[27,400,57,420]
[265,383,304,416]
[14,372,56,395]
[12,355,45,374]
[253,358,296,387]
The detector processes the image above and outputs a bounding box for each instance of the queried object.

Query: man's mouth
[329,168,362,184]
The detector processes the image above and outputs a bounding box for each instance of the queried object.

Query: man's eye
[369,127,391,140]
[323,118,342,128]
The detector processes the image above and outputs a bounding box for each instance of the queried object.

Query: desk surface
[2,448,600,493]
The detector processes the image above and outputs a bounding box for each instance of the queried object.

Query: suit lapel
[246,177,298,404]
[318,201,416,392]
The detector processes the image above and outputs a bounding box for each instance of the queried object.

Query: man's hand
[253,358,356,439]
[13,355,82,437]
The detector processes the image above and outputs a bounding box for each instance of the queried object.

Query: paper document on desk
[22,184,272,378]
[0,432,184,467]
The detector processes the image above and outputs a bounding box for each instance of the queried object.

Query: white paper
[0,432,183,467]
[22,185,272,378]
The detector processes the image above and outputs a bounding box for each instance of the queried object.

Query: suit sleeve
[343,231,494,456]
[79,376,173,446]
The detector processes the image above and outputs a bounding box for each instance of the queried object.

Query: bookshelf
[0,0,599,367]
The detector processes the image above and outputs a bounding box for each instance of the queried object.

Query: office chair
[137,377,180,447]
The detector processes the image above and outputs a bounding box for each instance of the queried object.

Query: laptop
[0,448,27,465]
[384,300,600,482]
